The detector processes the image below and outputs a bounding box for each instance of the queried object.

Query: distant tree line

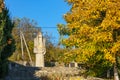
[9,17,66,67]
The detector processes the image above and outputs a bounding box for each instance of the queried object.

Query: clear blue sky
[5,0,70,44]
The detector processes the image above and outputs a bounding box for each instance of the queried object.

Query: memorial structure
[34,32,46,67]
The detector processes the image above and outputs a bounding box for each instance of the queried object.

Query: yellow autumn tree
[58,0,120,78]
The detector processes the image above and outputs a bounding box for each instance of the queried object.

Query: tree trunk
[107,69,110,79]
[114,64,119,80]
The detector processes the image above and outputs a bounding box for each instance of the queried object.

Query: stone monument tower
[34,32,46,67]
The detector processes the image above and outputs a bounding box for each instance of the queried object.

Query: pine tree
[0,0,15,78]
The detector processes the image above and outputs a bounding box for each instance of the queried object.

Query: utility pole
[20,30,33,66]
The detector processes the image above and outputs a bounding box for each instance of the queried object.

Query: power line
[41,27,57,28]
[27,27,58,28]
[32,27,58,28]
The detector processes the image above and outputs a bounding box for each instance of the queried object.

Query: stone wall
[5,62,105,80]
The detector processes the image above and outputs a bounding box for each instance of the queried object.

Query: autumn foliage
[58,0,120,77]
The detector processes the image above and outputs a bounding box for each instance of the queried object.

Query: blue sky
[5,0,70,44]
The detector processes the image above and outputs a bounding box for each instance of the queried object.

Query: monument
[34,32,46,67]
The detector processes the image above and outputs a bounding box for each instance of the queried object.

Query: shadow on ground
[5,61,42,80]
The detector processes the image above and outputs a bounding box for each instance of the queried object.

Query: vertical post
[20,31,33,66]
[20,31,24,60]
[107,69,110,79]
[114,64,119,80]
[114,53,119,80]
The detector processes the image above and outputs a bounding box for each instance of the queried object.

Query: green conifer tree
[0,0,15,78]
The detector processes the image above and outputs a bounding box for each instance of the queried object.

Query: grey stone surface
[34,32,46,67]
[5,62,105,80]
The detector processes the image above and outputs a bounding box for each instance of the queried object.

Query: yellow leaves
[67,22,80,30]
[100,1,120,29]
[104,51,115,63]
[64,13,73,23]
[74,49,89,62]
[116,10,120,17]
[62,35,76,47]
[111,42,120,53]
[104,42,120,63]
[78,24,94,36]
[63,46,96,63]
[61,0,120,65]
[64,12,81,23]
[91,11,100,19]
[93,31,113,42]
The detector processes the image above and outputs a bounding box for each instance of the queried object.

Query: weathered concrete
[34,32,46,67]
[35,53,44,67]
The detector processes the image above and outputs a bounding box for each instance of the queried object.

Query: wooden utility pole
[20,31,24,60]
[20,31,33,66]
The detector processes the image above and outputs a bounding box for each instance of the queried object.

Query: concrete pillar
[35,53,44,67]
[34,32,46,67]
